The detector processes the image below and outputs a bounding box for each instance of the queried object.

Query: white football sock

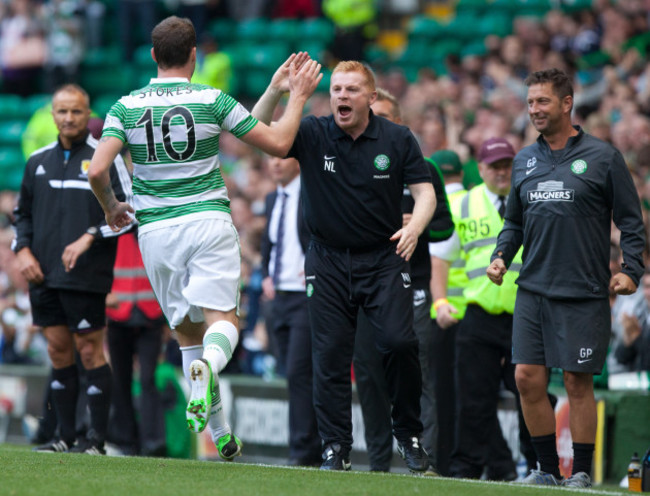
[180,344,203,385]
[208,375,231,442]
[202,321,239,374]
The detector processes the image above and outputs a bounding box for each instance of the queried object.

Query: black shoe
[319,444,351,471]
[67,437,106,455]
[397,437,429,473]
[33,439,70,453]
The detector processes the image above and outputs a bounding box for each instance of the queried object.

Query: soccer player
[88,16,321,459]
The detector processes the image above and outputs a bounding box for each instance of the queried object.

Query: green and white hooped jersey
[102,77,258,234]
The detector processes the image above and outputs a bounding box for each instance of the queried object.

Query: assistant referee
[286,61,436,471]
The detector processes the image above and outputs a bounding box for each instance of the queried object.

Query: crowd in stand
[0,0,649,464]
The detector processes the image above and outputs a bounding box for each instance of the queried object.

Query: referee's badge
[374,154,390,171]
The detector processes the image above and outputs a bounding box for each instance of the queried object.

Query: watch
[86,226,100,239]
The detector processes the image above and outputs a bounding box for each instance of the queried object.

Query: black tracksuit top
[13,132,131,294]
[288,112,431,251]
[493,126,645,300]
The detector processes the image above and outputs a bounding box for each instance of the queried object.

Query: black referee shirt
[288,112,431,250]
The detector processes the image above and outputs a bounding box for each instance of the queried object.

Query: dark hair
[53,83,90,106]
[524,68,573,101]
[152,16,196,70]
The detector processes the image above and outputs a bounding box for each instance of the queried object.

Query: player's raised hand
[269,52,311,94]
[289,59,323,100]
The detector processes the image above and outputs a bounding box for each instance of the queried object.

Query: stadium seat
[429,38,463,59]
[293,41,327,61]
[250,42,290,70]
[82,45,122,68]
[445,12,480,42]
[235,18,270,44]
[24,94,51,116]
[297,17,335,45]
[316,68,331,93]
[477,12,513,39]
[364,44,390,66]
[208,17,236,46]
[461,40,488,58]
[0,120,27,146]
[456,0,489,15]
[0,147,25,191]
[241,69,274,99]
[133,44,156,70]
[407,15,444,41]
[0,94,23,121]
[268,18,301,46]
[517,0,552,17]
[81,66,134,101]
[397,39,431,66]
[91,94,123,120]
[560,0,592,13]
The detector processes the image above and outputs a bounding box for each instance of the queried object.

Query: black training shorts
[29,286,107,333]
[512,287,610,374]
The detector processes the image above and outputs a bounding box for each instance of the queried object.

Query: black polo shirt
[288,112,431,250]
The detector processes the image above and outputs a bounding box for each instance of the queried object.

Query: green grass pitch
[0,444,630,496]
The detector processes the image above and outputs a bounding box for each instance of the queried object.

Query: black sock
[531,433,561,479]
[85,364,112,445]
[51,365,79,445]
[572,442,594,476]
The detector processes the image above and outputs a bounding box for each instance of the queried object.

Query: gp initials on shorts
[578,347,593,363]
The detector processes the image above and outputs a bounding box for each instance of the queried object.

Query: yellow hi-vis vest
[431,188,469,321]
[456,184,522,315]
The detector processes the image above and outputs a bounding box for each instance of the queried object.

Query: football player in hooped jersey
[88,16,322,460]
[488,68,645,488]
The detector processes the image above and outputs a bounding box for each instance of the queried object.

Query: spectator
[42,0,85,92]
[0,0,46,96]
[260,155,321,467]
[614,268,650,372]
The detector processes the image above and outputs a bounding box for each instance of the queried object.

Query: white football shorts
[138,217,241,328]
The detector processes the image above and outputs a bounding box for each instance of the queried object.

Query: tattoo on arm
[101,184,118,209]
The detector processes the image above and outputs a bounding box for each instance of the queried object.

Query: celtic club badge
[571,159,587,174]
[374,154,390,171]
[306,283,314,298]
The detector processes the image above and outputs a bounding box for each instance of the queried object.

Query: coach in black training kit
[13,84,132,454]
[287,61,436,471]
[488,69,645,488]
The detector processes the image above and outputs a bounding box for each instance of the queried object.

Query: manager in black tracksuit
[286,62,436,472]
[13,84,132,454]
[488,69,645,487]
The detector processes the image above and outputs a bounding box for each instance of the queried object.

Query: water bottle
[628,452,642,492]
[642,447,650,492]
